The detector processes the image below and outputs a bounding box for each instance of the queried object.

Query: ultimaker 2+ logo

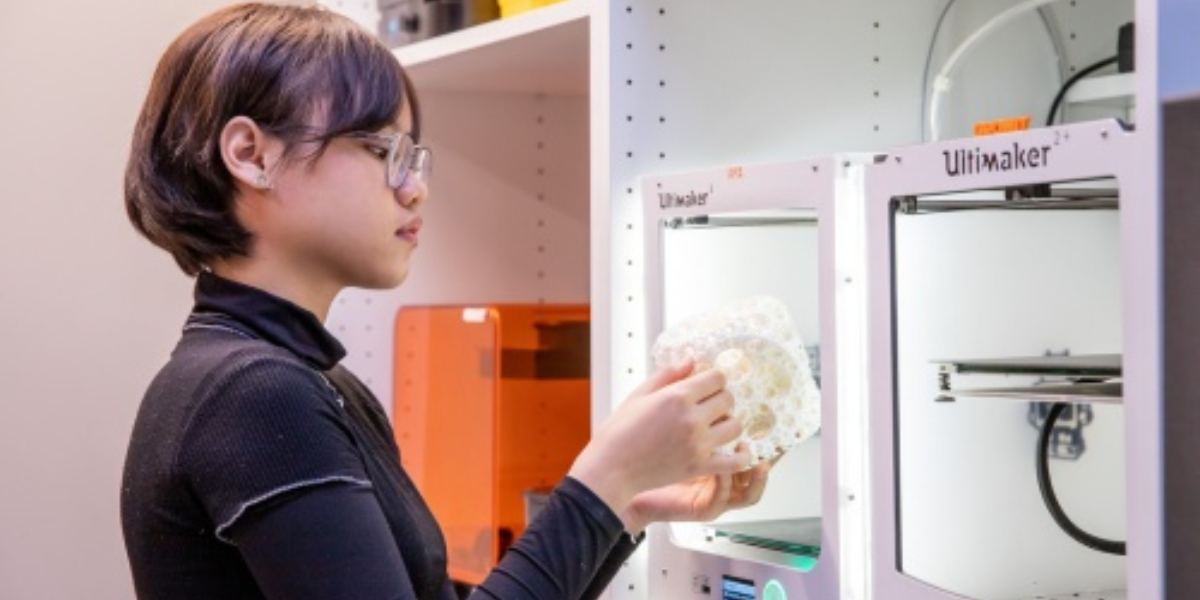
[657,186,712,209]
[943,142,1053,177]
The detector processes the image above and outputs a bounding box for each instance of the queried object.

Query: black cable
[1036,402,1126,555]
[1045,56,1119,126]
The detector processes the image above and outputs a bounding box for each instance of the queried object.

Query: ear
[219,116,283,191]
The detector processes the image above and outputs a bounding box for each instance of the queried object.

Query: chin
[342,254,411,290]
[377,262,411,289]
[386,268,410,289]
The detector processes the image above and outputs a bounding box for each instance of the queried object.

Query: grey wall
[0,1,237,597]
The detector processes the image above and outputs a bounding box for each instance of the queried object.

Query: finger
[707,415,743,446]
[732,469,753,490]
[744,463,770,504]
[729,462,769,507]
[632,359,695,396]
[699,445,752,476]
[697,390,735,424]
[692,473,732,523]
[710,473,733,514]
[733,453,757,485]
[669,368,726,404]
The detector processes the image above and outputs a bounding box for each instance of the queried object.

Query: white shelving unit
[393,0,589,95]
[1064,72,1137,124]
[318,1,1181,599]
[1066,72,1137,105]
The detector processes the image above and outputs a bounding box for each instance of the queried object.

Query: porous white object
[651,296,821,465]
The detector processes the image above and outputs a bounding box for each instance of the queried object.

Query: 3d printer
[392,304,591,586]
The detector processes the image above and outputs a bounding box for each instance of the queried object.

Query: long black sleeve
[227,476,634,600]
[469,477,628,600]
[230,482,419,600]
[578,532,644,600]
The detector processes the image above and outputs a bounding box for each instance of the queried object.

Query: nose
[395,174,427,210]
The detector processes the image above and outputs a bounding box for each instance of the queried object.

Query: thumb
[631,358,695,397]
[699,445,753,476]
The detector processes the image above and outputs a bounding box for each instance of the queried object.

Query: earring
[255,172,271,189]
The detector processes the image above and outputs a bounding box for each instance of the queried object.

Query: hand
[619,453,777,534]
[568,360,751,521]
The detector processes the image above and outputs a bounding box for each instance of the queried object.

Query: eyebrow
[376,125,415,139]
[381,120,409,131]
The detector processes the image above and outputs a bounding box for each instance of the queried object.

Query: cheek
[300,156,387,220]
[272,152,399,260]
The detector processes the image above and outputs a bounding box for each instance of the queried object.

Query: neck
[209,255,341,323]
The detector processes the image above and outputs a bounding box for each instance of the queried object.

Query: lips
[396,217,422,245]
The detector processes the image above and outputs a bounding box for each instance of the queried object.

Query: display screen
[722,575,756,600]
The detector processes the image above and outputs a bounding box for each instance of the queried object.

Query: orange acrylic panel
[393,305,590,585]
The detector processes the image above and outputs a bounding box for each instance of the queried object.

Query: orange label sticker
[974,116,1032,137]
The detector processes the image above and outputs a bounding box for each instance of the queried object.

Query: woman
[120,4,772,599]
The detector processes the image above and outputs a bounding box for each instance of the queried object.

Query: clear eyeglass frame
[348,131,432,190]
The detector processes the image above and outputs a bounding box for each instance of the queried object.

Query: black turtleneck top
[120,272,640,599]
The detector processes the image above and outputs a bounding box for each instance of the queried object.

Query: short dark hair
[125,3,420,275]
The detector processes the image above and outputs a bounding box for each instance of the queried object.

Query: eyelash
[365,145,388,160]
